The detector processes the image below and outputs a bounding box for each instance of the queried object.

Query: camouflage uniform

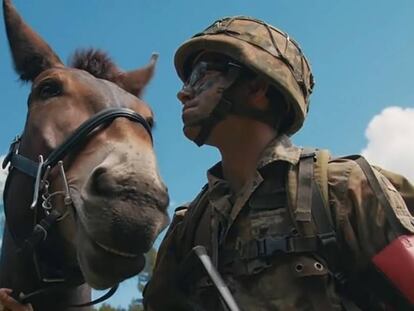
[144,135,414,310]
[144,16,414,310]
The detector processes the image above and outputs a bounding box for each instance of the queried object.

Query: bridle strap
[70,284,119,307]
[16,283,119,308]
[3,107,152,179]
[10,153,38,178]
[44,107,152,169]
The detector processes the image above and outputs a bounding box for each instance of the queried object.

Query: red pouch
[372,235,414,305]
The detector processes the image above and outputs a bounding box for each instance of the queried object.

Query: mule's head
[3,0,169,289]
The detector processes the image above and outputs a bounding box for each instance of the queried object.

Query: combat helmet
[175,16,315,135]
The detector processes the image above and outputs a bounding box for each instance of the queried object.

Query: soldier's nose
[177,86,194,104]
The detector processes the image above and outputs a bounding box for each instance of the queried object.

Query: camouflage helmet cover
[174,16,315,134]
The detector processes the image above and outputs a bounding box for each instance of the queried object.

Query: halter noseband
[2,107,153,307]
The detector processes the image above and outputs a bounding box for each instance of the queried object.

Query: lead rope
[70,284,119,308]
[15,283,119,308]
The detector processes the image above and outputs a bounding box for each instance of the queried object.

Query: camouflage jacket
[143,135,414,311]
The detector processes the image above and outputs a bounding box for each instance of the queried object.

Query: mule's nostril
[93,167,107,178]
[90,166,111,195]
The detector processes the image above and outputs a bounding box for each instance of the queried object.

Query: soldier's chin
[183,125,201,142]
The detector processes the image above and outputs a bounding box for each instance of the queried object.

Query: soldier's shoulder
[173,184,209,217]
[325,155,381,199]
[173,202,190,217]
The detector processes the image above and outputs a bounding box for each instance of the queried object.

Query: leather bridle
[2,107,153,307]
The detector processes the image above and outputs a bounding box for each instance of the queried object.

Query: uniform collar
[207,134,301,186]
[257,134,301,168]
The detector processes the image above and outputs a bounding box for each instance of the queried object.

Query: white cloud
[361,106,414,182]
[0,155,8,201]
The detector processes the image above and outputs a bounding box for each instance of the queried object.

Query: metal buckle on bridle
[40,161,72,218]
[30,155,45,210]
[29,155,72,215]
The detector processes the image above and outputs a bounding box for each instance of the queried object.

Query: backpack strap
[295,148,316,223]
[296,148,362,311]
[296,148,339,269]
[345,155,410,233]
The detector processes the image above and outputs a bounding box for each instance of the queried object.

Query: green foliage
[93,300,144,311]
[94,303,124,311]
[127,298,144,311]
[138,247,157,292]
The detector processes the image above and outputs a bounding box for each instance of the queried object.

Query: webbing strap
[296,148,337,249]
[221,235,319,264]
[295,148,316,222]
[302,154,361,311]
[353,156,407,233]
[310,179,337,251]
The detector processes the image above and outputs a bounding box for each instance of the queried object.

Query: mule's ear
[3,0,63,82]
[117,53,158,98]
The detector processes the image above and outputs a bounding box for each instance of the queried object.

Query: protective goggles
[185,61,243,89]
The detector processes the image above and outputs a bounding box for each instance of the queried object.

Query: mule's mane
[69,49,120,81]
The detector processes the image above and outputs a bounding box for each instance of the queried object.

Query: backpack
[298,148,414,310]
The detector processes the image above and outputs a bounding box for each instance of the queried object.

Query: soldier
[2,15,413,311]
[143,16,414,310]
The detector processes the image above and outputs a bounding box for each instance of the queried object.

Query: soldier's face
[177,54,241,141]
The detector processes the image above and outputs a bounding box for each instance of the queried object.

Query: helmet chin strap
[193,89,276,147]
[193,97,276,146]
[190,63,240,146]
[193,97,232,146]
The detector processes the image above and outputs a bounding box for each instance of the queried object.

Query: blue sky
[1,0,413,308]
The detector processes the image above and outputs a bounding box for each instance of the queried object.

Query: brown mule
[0,1,169,310]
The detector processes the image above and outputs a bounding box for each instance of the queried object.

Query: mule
[0,0,169,310]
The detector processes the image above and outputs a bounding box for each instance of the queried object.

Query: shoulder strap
[296,148,338,262]
[344,155,410,233]
[295,148,330,216]
[374,166,414,215]
[294,148,315,223]
[313,149,330,208]
[295,148,335,239]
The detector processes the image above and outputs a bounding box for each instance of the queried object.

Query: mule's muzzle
[77,156,169,254]
[87,162,169,213]
[90,165,168,203]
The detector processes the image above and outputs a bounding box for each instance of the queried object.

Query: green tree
[138,247,157,292]
[94,303,124,311]
[127,298,144,311]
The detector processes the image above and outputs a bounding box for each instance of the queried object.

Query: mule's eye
[146,117,155,129]
[37,80,62,99]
